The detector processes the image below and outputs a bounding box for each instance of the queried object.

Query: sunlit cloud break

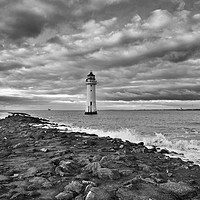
[0,0,200,110]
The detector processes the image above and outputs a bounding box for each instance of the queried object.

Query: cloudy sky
[1,0,200,110]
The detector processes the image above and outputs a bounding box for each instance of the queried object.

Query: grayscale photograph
[0,0,200,199]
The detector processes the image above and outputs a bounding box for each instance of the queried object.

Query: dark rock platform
[0,113,200,200]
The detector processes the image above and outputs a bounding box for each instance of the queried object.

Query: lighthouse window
[91,90,92,91]
[90,102,92,106]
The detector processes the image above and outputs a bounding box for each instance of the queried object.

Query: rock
[28,190,41,198]
[0,174,10,182]
[64,181,83,194]
[84,181,97,194]
[40,147,48,152]
[55,191,73,200]
[23,167,38,177]
[111,169,121,180]
[10,192,28,200]
[159,180,197,199]
[74,157,90,167]
[137,142,144,146]
[146,146,157,153]
[83,161,115,180]
[56,181,84,200]
[85,187,114,200]
[75,194,84,200]
[97,167,114,180]
[92,155,102,162]
[55,166,65,176]
[83,162,101,175]
[117,181,179,200]
[50,156,62,166]
[85,190,96,200]
[119,169,133,177]
[59,160,73,169]
[82,180,96,186]
[29,177,52,188]
[75,172,90,180]
[131,146,145,153]
[159,149,170,154]
[100,155,116,164]
[55,160,78,176]
[138,163,151,172]
[13,142,28,149]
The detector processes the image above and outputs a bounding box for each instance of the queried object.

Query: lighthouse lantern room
[85,72,97,115]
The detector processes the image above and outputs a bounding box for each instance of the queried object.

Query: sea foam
[67,125,200,165]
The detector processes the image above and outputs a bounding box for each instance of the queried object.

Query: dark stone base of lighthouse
[85,111,97,115]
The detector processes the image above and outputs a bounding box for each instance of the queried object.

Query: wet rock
[10,192,28,200]
[64,181,83,194]
[55,166,65,176]
[75,194,84,200]
[92,155,102,162]
[131,146,146,153]
[116,186,178,200]
[83,162,101,175]
[138,163,151,172]
[13,142,28,149]
[150,172,167,183]
[117,176,181,200]
[0,174,10,182]
[160,148,170,154]
[146,145,157,153]
[55,191,73,200]
[83,181,97,194]
[28,177,52,188]
[40,148,48,152]
[85,187,114,200]
[100,155,116,164]
[50,156,62,166]
[56,180,90,200]
[83,162,115,180]
[75,172,91,180]
[55,160,79,176]
[137,142,144,146]
[74,157,90,167]
[159,180,197,199]
[59,160,73,169]
[23,167,38,178]
[97,167,114,180]
[119,169,133,177]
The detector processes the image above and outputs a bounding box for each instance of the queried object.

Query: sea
[1,110,200,165]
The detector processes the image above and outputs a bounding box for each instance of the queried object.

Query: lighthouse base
[85,111,97,115]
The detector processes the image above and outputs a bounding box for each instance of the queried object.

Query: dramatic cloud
[1,0,200,110]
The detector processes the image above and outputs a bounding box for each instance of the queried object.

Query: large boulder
[83,162,116,180]
[64,181,83,194]
[116,177,180,200]
[55,191,73,200]
[159,180,197,199]
[85,187,114,200]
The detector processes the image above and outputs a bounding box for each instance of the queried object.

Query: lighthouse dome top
[87,71,95,77]
[86,71,97,85]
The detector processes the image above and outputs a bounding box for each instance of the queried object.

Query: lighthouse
[85,72,97,115]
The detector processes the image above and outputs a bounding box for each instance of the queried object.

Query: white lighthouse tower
[85,72,97,115]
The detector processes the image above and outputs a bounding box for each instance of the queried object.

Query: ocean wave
[66,126,200,165]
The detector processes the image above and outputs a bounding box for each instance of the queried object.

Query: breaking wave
[66,126,200,165]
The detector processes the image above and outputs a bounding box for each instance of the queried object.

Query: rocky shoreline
[0,113,200,200]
